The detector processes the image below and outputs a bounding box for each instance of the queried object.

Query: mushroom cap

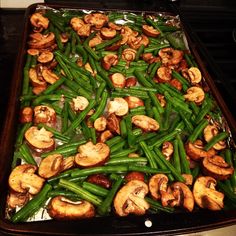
[193,176,224,210]
[8,164,45,195]
[114,180,149,217]
[132,115,159,131]
[47,196,95,220]
[75,141,110,167]
[107,97,129,116]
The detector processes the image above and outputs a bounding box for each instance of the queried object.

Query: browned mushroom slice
[162,141,174,161]
[184,86,205,105]
[77,24,91,37]
[47,196,95,219]
[60,156,75,172]
[32,85,47,95]
[27,48,40,56]
[142,25,160,37]
[156,94,167,107]
[193,176,224,210]
[182,174,193,186]
[129,34,149,50]
[203,124,226,150]
[33,105,56,125]
[107,98,129,116]
[7,191,30,209]
[71,96,89,112]
[202,155,234,180]
[124,96,144,109]
[114,180,150,216]
[98,130,114,143]
[110,73,126,88]
[84,13,108,29]
[70,17,85,31]
[169,182,194,212]
[87,174,111,189]
[159,47,183,65]
[30,12,49,32]
[149,174,169,200]
[75,141,110,167]
[122,48,137,62]
[157,66,172,82]
[94,116,107,132]
[60,32,69,43]
[169,78,183,91]
[108,22,122,31]
[125,77,137,87]
[185,140,216,161]
[20,106,33,123]
[89,33,103,48]
[25,126,55,152]
[37,51,54,64]
[188,67,202,84]
[42,68,60,84]
[132,115,159,132]
[29,68,47,87]
[8,164,45,195]
[125,172,145,183]
[38,154,63,179]
[100,27,117,39]
[28,32,55,49]
[101,54,118,70]
[120,26,136,45]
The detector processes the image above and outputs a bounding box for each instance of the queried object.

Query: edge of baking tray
[0,3,236,236]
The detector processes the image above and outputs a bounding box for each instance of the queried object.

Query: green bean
[149,61,161,79]
[19,143,37,165]
[149,129,179,149]
[110,140,126,154]
[64,42,71,57]
[59,179,102,206]
[217,181,236,204]
[90,128,97,144]
[97,176,123,215]
[135,132,156,144]
[125,114,136,147]
[133,128,143,136]
[154,147,185,182]
[47,189,81,199]
[64,100,96,135]
[189,101,200,115]
[194,99,213,124]
[158,83,185,101]
[152,106,162,126]
[224,149,236,189]
[110,147,137,158]
[106,136,123,147]
[172,70,190,88]
[162,102,172,130]
[15,122,32,148]
[38,124,70,143]
[89,90,108,122]
[130,86,157,93]
[134,69,153,87]
[82,182,109,197]
[84,43,100,61]
[145,18,163,35]
[61,101,69,133]
[188,119,208,143]
[149,91,164,114]
[179,112,194,133]
[173,139,181,173]
[140,141,158,168]
[53,27,64,51]
[12,184,52,223]
[32,94,62,106]
[145,197,174,213]
[42,77,66,95]
[128,165,170,174]
[130,106,146,116]
[120,118,127,139]
[95,34,122,51]
[76,44,88,65]
[55,55,73,80]
[115,87,149,97]
[97,68,114,90]
[67,103,77,121]
[106,157,147,165]
[204,132,229,151]
[22,55,32,95]
[135,44,145,61]
[144,43,169,53]
[191,165,200,180]
[177,134,191,174]
[184,54,195,67]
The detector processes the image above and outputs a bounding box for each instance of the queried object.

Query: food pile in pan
[6,6,236,222]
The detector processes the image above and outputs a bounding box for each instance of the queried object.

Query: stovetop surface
[0,1,236,131]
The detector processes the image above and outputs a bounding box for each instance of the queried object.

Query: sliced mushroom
[42,68,60,84]
[108,22,122,31]
[60,32,69,43]
[142,25,160,37]
[37,51,53,64]
[71,96,89,112]
[124,96,144,109]
[107,97,129,116]
[87,174,111,189]
[114,180,150,216]
[28,32,55,49]
[169,78,183,91]
[100,27,117,39]
[60,156,75,172]
[184,86,205,105]
[88,33,103,47]
[149,174,168,200]
[75,141,110,167]
[193,176,224,210]
[27,48,40,56]
[106,113,120,134]
[48,196,95,219]
[188,67,202,84]
[34,105,56,125]
[25,126,55,152]
[32,85,47,95]
[70,17,85,31]
[8,164,45,195]
[185,140,216,161]
[132,115,159,131]
[30,12,49,31]
[202,155,234,180]
[38,154,63,179]
[156,94,166,107]
[29,68,47,87]
[125,77,137,87]
[94,116,107,132]
[204,124,226,150]
[120,26,136,45]
[182,174,193,186]
[162,141,174,161]
[125,172,145,183]
[110,73,126,88]
[157,66,172,82]
[7,191,30,209]
[98,130,114,143]
[122,48,137,62]
[84,13,108,29]
[20,106,33,123]
[101,54,118,70]
[159,47,183,65]
[77,24,91,37]
[169,182,194,212]
[129,34,149,50]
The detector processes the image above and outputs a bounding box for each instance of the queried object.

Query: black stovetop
[0,0,236,134]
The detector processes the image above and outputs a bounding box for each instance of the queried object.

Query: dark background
[0,0,236,135]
